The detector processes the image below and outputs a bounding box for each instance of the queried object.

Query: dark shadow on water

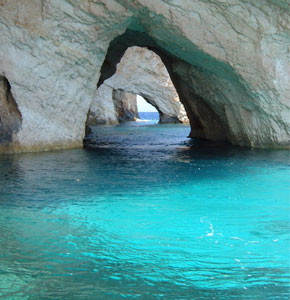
[179,138,290,163]
[84,124,289,165]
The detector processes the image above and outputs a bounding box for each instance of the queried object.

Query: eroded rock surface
[0,0,289,152]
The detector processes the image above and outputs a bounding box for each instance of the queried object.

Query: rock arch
[98,27,290,148]
[88,46,188,126]
[0,0,289,152]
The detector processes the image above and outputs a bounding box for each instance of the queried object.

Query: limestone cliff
[0,0,289,152]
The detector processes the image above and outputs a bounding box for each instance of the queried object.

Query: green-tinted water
[0,123,289,299]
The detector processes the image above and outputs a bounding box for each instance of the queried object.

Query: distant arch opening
[136,94,159,123]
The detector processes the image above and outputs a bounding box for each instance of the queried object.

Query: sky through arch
[136,95,158,112]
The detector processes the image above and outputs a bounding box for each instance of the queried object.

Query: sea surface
[0,117,289,299]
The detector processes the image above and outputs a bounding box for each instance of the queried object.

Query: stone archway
[0,1,289,153]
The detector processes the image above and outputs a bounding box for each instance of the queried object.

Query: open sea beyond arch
[0,114,289,299]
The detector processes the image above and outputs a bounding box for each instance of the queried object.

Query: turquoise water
[0,122,289,299]
[138,112,159,124]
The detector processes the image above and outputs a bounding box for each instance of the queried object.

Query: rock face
[112,90,139,122]
[0,0,289,152]
[89,46,188,125]
[86,84,118,126]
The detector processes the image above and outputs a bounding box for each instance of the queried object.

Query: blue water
[0,122,289,299]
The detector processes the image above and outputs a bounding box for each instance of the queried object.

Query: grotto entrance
[92,29,231,146]
[84,42,192,150]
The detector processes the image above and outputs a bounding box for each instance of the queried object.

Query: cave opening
[94,29,228,145]
[86,23,272,150]
[84,40,193,150]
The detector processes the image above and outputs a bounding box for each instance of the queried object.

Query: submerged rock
[0,0,289,152]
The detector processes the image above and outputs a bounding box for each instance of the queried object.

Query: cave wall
[0,0,289,152]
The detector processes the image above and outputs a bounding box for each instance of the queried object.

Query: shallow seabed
[0,122,289,300]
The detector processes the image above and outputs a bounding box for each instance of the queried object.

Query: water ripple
[0,124,289,299]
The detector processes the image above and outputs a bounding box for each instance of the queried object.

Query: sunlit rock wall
[0,0,289,152]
